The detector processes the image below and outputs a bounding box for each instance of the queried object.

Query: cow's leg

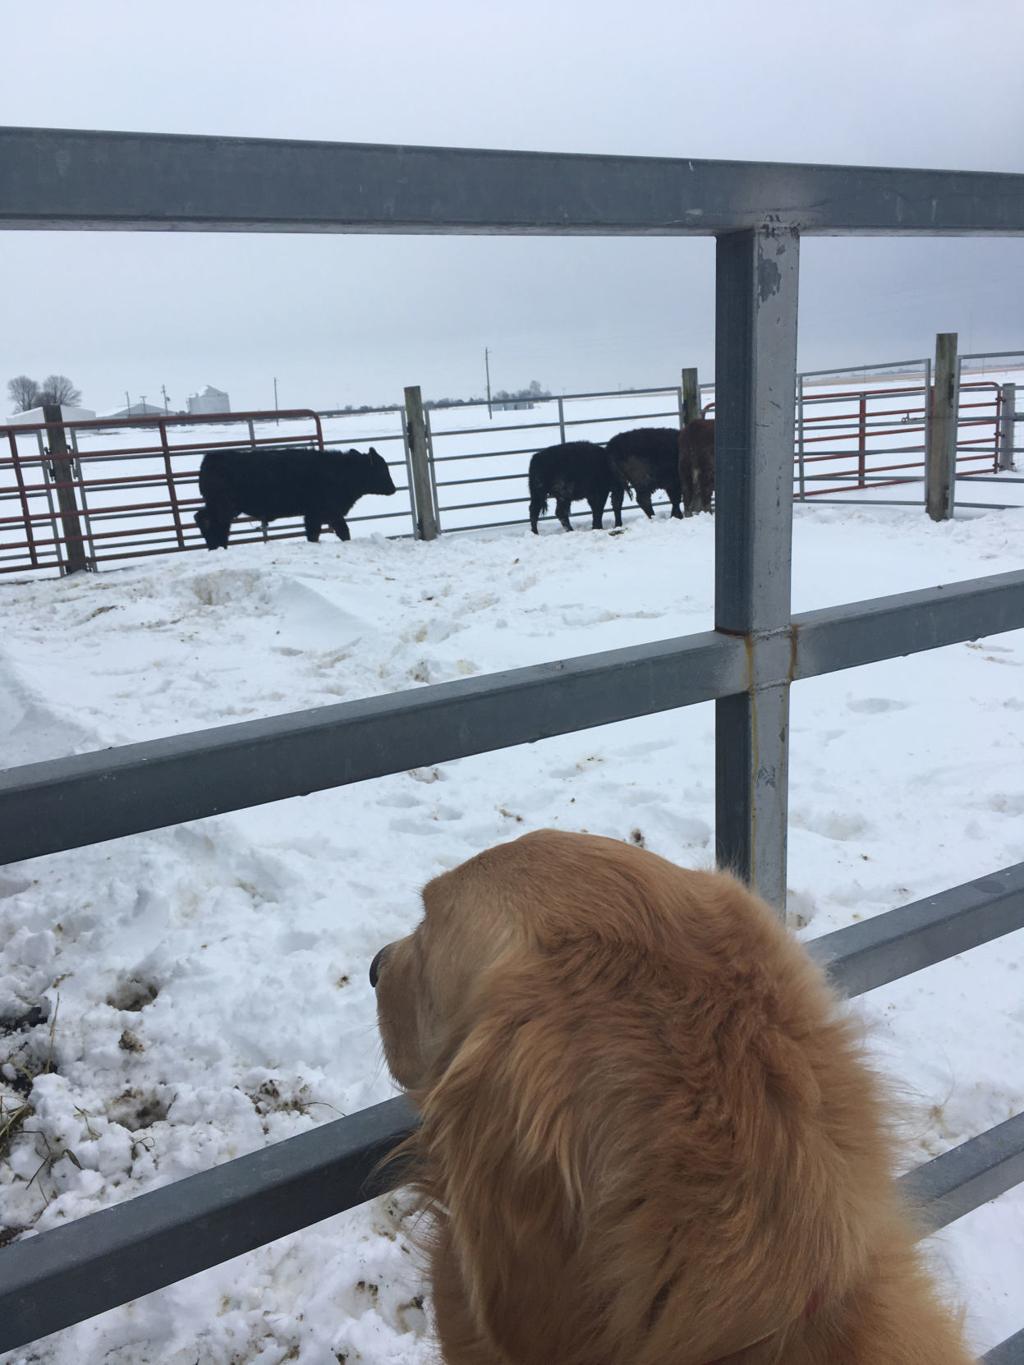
[304,513,322,542]
[588,493,607,530]
[699,460,715,515]
[636,487,655,519]
[329,517,351,542]
[681,461,696,517]
[610,484,624,528]
[529,495,546,534]
[667,473,684,519]
[555,497,573,531]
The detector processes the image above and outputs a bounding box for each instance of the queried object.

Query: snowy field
[1,494,1023,1360]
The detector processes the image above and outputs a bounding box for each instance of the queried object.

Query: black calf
[605,427,683,522]
[194,445,396,549]
[528,441,625,534]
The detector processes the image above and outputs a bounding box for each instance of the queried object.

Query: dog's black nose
[369,945,389,989]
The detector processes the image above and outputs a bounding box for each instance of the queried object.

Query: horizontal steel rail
[3,570,1023,865]
[808,863,1024,996]
[799,356,929,379]
[795,499,1018,512]
[1,866,1021,1354]
[900,1112,1024,1233]
[791,570,1024,679]
[3,127,1024,236]
[986,1329,1024,1363]
[0,1097,417,1354]
[0,631,744,863]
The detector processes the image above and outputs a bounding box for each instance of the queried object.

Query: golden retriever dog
[372,830,974,1364]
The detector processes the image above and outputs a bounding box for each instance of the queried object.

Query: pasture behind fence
[1,127,1023,1360]
[3,336,1021,578]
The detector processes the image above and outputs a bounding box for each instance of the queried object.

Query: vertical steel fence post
[713,226,800,914]
[857,392,868,487]
[159,420,186,549]
[921,357,932,505]
[399,408,418,537]
[424,408,442,532]
[69,428,97,566]
[998,383,1016,470]
[34,428,61,568]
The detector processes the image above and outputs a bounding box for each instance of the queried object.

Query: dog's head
[372,830,894,1364]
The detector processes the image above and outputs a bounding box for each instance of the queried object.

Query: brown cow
[679,418,715,516]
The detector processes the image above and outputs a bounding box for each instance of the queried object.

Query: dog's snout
[369,944,390,989]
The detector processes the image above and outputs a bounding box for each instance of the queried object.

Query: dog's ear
[418,965,593,1365]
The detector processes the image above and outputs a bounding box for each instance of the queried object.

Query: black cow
[678,418,715,516]
[606,427,683,522]
[194,445,396,549]
[528,441,626,534]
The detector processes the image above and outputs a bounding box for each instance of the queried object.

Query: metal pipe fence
[0,407,415,574]
[2,366,1019,571]
[422,371,1011,533]
[1,127,1023,1360]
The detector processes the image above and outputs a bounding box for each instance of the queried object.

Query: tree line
[333,381,552,414]
[7,374,83,412]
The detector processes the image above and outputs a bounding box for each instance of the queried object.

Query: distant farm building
[104,401,167,420]
[5,403,97,424]
[187,385,231,415]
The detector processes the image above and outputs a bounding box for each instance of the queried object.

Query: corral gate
[0,129,1022,1360]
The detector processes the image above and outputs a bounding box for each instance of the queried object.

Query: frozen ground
[1,498,1023,1361]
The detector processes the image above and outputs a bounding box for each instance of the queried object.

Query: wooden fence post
[998,383,1017,471]
[404,385,439,540]
[926,333,958,522]
[43,404,88,573]
[681,367,701,426]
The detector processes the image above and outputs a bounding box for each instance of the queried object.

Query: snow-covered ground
[1,497,1023,1361]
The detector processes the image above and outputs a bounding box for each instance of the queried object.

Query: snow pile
[1,501,1022,1361]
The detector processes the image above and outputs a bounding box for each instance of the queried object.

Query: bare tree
[36,374,82,408]
[6,375,40,412]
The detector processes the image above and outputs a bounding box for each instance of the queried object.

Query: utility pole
[124,390,131,416]
[140,394,148,414]
[485,347,492,420]
[273,376,279,424]
[161,384,170,413]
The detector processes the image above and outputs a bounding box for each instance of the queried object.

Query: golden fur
[374,830,974,1364]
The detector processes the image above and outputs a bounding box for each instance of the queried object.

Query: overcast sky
[3,0,1023,414]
